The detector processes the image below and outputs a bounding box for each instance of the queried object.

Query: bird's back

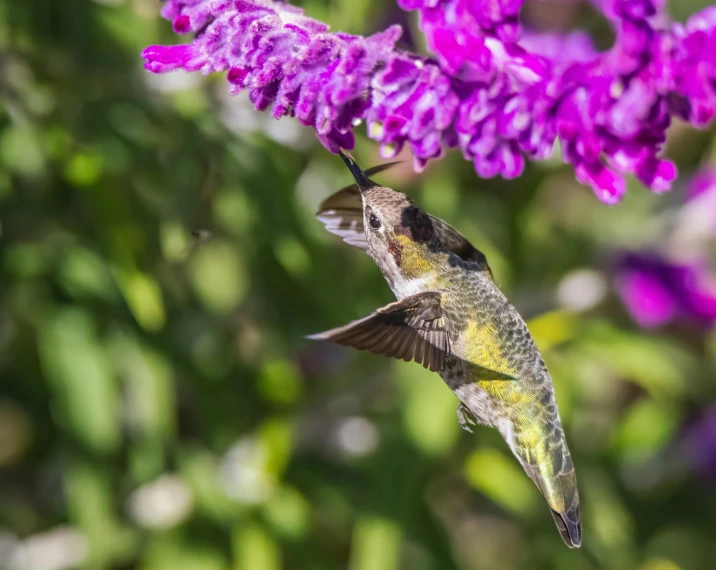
[439,263,582,547]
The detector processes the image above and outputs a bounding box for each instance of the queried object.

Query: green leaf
[112,268,167,332]
[580,321,692,400]
[262,485,311,540]
[58,246,116,300]
[64,152,104,187]
[0,126,45,176]
[108,330,176,480]
[37,309,120,454]
[396,361,459,457]
[259,416,294,477]
[273,236,311,279]
[581,469,636,566]
[232,522,281,570]
[613,398,680,461]
[141,534,228,570]
[348,515,401,570]
[527,310,579,353]
[257,360,303,405]
[464,449,540,517]
[65,459,135,567]
[188,240,247,314]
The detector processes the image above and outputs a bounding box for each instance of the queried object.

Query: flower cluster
[143,0,459,163]
[143,0,716,203]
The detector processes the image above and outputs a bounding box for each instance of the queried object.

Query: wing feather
[307,291,450,371]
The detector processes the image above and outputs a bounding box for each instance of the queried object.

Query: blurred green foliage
[2,1,716,570]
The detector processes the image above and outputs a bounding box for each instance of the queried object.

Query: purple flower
[519,30,598,66]
[673,7,716,127]
[143,0,716,203]
[143,0,459,163]
[615,252,716,328]
[683,407,716,481]
[686,167,716,201]
[399,0,524,46]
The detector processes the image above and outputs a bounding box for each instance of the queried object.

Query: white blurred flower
[0,530,19,568]
[144,70,202,94]
[556,268,608,312]
[127,474,193,529]
[220,96,260,133]
[667,172,716,261]
[5,526,87,570]
[219,437,275,504]
[336,416,379,456]
[218,89,311,149]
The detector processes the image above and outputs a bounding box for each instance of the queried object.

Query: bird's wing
[315,185,368,251]
[306,291,450,372]
[316,183,492,276]
[428,215,493,277]
[315,162,401,252]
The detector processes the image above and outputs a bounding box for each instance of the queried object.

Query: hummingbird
[308,150,582,548]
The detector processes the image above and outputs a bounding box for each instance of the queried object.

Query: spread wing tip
[306,332,331,341]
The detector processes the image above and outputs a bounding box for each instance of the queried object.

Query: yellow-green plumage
[310,151,581,548]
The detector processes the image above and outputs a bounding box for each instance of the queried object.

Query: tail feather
[550,506,582,548]
[518,455,582,548]
[494,403,581,547]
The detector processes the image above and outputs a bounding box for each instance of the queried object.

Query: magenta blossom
[615,252,716,329]
[686,167,716,201]
[143,0,716,204]
[614,165,716,329]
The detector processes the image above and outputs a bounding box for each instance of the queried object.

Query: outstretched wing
[307,291,450,372]
[315,185,367,250]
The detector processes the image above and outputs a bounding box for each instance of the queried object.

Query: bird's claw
[457,403,477,433]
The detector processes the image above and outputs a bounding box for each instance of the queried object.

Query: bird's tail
[550,503,582,548]
[519,450,582,548]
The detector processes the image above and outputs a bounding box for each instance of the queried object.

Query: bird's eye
[369,213,382,230]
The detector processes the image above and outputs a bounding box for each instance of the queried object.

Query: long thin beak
[338,148,375,192]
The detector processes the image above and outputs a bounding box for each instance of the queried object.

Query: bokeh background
[2,1,716,569]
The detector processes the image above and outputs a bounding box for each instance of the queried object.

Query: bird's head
[338,149,444,284]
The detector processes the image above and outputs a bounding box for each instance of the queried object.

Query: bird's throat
[380,236,441,299]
